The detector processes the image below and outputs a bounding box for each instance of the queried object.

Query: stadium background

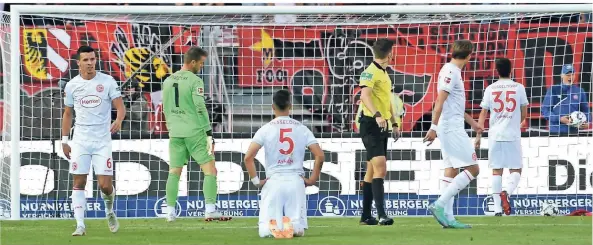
[0,3,591,219]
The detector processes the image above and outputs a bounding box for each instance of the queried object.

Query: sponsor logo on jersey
[318,196,345,216]
[154,196,181,217]
[96,84,104,92]
[79,95,102,108]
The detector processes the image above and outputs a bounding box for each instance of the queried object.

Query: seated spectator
[542,64,591,134]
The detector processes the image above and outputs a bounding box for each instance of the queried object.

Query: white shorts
[69,140,113,176]
[488,140,522,169]
[439,129,477,169]
[258,174,307,238]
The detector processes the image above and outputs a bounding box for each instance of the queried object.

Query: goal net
[1,5,592,220]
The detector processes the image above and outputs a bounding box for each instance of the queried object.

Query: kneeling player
[475,58,527,216]
[244,90,324,239]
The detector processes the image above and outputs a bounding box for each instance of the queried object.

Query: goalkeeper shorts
[169,130,214,168]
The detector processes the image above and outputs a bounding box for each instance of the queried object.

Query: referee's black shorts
[358,115,389,161]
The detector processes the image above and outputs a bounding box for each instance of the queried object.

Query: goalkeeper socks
[492,174,503,213]
[166,173,181,210]
[101,186,115,214]
[436,170,475,207]
[371,178,386,218]
[506,172,521,194]
[72,189,86,228]
[203,175,218,211]
[361,181,373,219]
[440,177,455,221]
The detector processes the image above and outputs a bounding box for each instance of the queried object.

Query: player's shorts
[358,115,389,161]
[438,129,477,169]
[169,130,214,168]
[488,139,522,169]
[259,174,307,238]
[69,140,113,176]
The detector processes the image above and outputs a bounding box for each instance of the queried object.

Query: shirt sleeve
[438,71,456,93]
[191,78,208,113]
[252,126,266,146]
[580,88,591,122]
[480,86,491,109]
[64,83,74,107]
[520,85,529,106]
[108,78,122,100]
[542,88,560,125]
[304,126,318,147]
[359,71,375,88]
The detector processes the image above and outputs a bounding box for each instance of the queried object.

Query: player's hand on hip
[62,143,71,160]
[302,177,316,187]
[423,129,437,146]
[376,117,387,131]
[110,120,122,134]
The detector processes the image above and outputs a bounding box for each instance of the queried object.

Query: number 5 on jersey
[279,128,294,155]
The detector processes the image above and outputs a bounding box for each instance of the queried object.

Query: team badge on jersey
[197,87,204,95]
[96,84,104,92]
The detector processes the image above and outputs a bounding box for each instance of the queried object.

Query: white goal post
[2,4,592,220]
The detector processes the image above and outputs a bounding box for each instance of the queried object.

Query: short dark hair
[451,40,473,59]
[77,46,95,60]
[272,89,291,111]
[373,38,394,59]
[495,58,512,78]
[184,47,208,64]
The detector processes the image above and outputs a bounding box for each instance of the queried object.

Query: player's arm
[580,88,592,124]
[192,78,211,123]
[61,84,74,159]
[475,90,489,148]
[359,71,387,128]
[464,113,482,132]
[542,88,566,126]
[520,86,529,124]
[109,79,125,133]
[389,95,402,141]
[304,128,324,186]
[244,128,266,188]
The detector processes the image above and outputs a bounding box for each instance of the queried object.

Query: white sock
[436,170,475,207]
[101,186,115,214]
[492,175,503,213]
[206,204,216,213]
[506,172,521,194]
[167,206,176,215]
[71,189,86,228]
[440,177,455,221]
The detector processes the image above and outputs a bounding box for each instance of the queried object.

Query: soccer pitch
[1,217,591,245]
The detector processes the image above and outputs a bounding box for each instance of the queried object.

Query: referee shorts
[358,115,389,161]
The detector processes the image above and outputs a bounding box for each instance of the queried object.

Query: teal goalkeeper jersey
[162,70,211,137]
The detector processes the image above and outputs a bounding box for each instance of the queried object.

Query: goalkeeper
[162,47,231,222]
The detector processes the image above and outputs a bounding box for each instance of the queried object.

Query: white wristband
[250,176,260,186]
[430,124,438,131]
[61,136,69,144]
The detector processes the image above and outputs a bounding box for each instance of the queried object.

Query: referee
[358,38,401,226]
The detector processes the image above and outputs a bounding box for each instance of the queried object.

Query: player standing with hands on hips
[62,46,126,236]
[162,47,231,222]
[357,38,401,226]
[475,58,528,216]
[423,40,483,229]
[244,90,324,239]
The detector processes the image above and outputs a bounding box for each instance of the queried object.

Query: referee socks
[361,182,373,219]
[372,178,387,218]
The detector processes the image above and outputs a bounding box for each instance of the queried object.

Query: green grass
[1,216,591,245]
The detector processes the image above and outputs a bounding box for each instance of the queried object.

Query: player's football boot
[494,213,503,217]
[166,210,176,223]
[500,190,512,215]
[268,218,293,239]
[359,217,379,225]
[428,203,449,228]
[446,220,472,229]
[378,216,394,226]
[204,211,233,222]
[282,216,295,238]
[107,212,119,233]
[71,226,86,236]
